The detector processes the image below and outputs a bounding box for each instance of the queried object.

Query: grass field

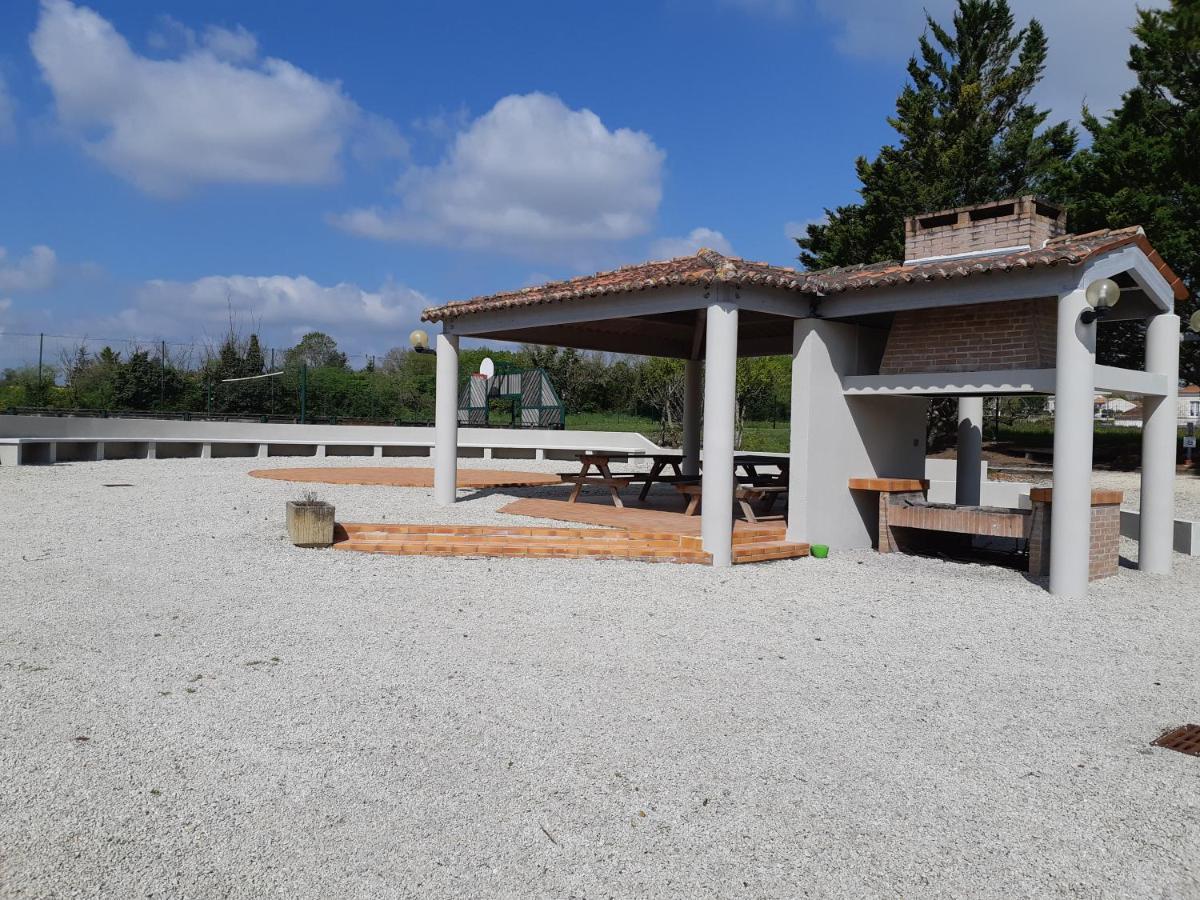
[567,413,1169,463]
[566,412,791,452]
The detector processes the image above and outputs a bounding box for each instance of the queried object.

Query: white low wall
[924,458,1032,510]
[0,415,660,466]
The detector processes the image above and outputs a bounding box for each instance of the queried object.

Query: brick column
[1028,488,1123,580]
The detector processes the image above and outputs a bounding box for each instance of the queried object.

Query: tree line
[2,0,1195,447]
[0,329,792,438]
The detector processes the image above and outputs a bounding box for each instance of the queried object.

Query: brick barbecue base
[1027,488,1124,581]
[854,479,1124,583]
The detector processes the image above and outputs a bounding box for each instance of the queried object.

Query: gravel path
[2,456,1199,899]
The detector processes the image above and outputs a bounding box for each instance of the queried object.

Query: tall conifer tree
[1056,0,1199,378]
[798,0,1075,269]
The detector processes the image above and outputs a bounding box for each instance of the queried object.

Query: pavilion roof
[421,226,1186,323]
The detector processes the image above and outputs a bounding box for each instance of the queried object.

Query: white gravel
[2,456,1199,899]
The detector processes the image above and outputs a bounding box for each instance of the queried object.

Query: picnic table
[560,452,701,507]
[735,453,790,485]
[559,452,646,507]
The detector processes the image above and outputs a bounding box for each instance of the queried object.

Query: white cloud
[730,0,1164,119]
[122,274,430,345]
[199,24,258,64]
[0,72,14,142]
[332,92,666,258]
[784,216,827,240]
[0,246,58,293]
[825,0,1168,118]
[651,227,734,259]
[29,0,386,196]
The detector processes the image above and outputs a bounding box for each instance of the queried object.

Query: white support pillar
[956,397,984,506]
[434,330,460,506]
[700,298,738,567]
[1139,313,1180,574]
[682,358,702,477]
[1049,288,1096,596]
[786,320,812,545]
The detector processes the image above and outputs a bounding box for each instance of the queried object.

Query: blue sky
[0,0,1157,363]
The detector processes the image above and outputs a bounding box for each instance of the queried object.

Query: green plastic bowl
[810,544,829,559]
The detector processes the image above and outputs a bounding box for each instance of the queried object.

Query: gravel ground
[2,456,1199,899]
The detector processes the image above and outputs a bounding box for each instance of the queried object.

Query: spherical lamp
[1081,278,1121,324]
[409,329,429,351]
[1085,278,1121,309]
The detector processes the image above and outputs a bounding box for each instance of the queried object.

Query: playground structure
[457,362,565,429]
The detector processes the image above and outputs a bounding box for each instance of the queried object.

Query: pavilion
[421,197,1186,596]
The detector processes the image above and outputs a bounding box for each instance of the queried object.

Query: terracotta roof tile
[421,227,1186,322]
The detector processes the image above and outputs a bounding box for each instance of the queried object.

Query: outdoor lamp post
[1080,278,1121,324]
[410,329,435,355]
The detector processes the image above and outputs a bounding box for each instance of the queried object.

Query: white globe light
[409,329,429,350]
[1189,310,1200,333]
[1085,278,1121,309]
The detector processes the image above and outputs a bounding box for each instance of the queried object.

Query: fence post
[269,348,275,416]
[159,340,166,409]
[300,364,307,424]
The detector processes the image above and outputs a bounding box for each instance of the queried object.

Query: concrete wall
[788,320,929,549]
[925,458,1033,510]
[0,415,660,466]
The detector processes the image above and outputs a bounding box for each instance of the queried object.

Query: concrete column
[956,397,984,506]
[1139,313,1180,574]
[434,330,460,506]
[1049,288,1096,596]
[786,320,812,545]
[682,358,702,477]
[700,299,738,566]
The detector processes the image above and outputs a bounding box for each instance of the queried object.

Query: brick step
[338,523,690,543]
[343,533,689,552]
[336,538,713,564]
[732,540,810,564]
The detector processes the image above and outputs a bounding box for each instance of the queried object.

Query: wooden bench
[558,473,636,507]
[675,483,788,524]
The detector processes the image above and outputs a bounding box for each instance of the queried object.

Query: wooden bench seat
[558,473,636,507]
[674,483,788,523]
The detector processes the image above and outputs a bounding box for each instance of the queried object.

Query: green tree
[1054,0,1200,380]
[798,0,1075,269]
[285,332,347,370]
[112,350,161,409]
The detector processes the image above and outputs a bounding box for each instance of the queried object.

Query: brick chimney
[903,196,1066,263]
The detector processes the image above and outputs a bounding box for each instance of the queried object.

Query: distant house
[1180,384,1200,424]
[1069,385,1200,428]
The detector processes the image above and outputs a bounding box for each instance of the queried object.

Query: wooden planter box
[286,500,335,548]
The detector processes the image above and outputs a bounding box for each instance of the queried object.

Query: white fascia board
[842,369,1056,396]
[1093,365,1170,397]
[1077,245,1175,312]
[818,266,1077,319]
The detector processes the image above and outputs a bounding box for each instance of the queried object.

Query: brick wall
[879,299,1057,374]
[904,196,1067,262]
